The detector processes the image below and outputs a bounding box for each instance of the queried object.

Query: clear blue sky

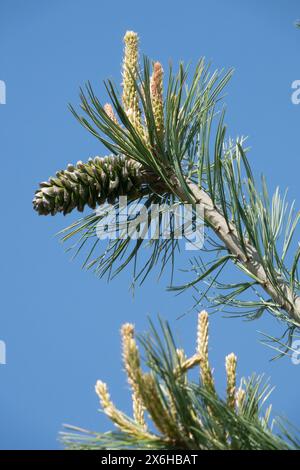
[0,0,300,449]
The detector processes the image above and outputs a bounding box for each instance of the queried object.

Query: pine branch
[173,178,300,324]
[60,313,300,450]
[33,30,300,335]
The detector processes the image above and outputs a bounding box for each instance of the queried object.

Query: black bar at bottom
[0,449,298,464]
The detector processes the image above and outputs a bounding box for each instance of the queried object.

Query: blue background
[0,0,300,449]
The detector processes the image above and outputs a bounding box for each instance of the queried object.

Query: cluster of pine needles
[61,312,299,450]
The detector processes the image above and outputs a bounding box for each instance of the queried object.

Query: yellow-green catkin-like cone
[138,373,182,443]
[150,62,164,140]
[225,353,237,410]
[95,380,139,435]
[236,385,246,413]
[122,31,143,134]
[104,103,119,125]
[197,311,215,392]
[121,323,146,430]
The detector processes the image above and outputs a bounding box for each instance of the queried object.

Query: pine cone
[33,155,155,216]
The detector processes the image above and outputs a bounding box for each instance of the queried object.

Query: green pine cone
[33,155,152,216]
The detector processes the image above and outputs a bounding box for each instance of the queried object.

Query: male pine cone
[33,155,159,216]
